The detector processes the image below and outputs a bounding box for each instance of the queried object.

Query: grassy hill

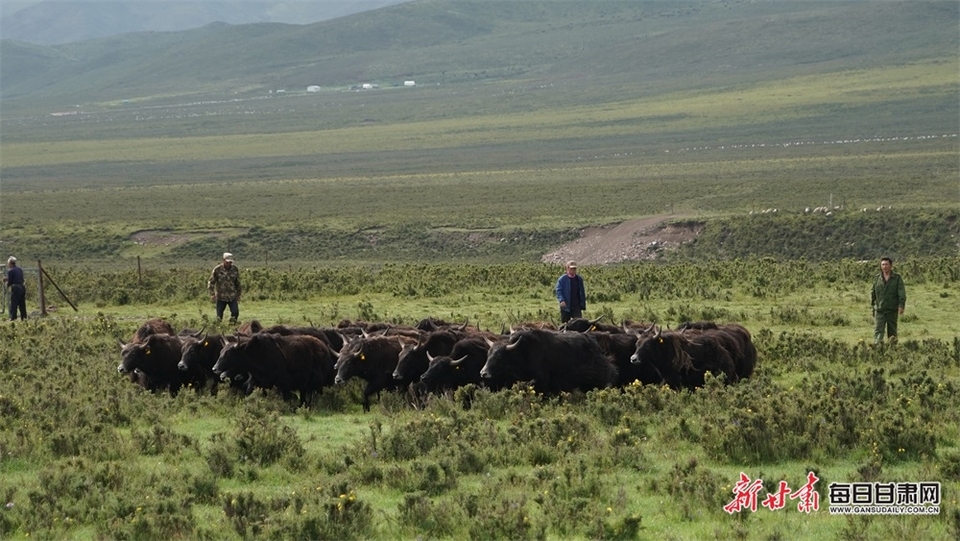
[0,0,957,266]
[2,1,956,105]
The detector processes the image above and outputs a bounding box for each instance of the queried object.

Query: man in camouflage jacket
[209,252,241,323]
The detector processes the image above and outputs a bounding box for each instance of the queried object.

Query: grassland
[2,2,956,268]
[0,264,958,539]
[0,2,958,537]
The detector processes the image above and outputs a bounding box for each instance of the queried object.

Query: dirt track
[541,215,702,266]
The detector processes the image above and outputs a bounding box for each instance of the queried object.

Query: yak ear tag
[203,340,209,347]
[146,347,152,355]
[359,352,366,361]
[658,338,664,344]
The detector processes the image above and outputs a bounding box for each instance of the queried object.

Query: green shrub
[232,407,304,467]
[397,491,462,537]
[464,491,542,541]
[131,423,197,456]
[223,491,269,539]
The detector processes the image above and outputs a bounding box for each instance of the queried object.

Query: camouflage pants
[873,311,898,345]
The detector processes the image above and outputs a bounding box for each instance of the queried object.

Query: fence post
[138,255,142,285]
[38,259,47,316]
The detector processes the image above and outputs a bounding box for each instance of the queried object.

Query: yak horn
[449,355,469,367]
[505,336,523,351]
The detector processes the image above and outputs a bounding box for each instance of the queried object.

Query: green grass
[2,158,957,266]
[1,304,958,538]
[16,258,960,343]
[4,59,956,167]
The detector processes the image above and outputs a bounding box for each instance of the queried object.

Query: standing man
[208,252,241,323]
[3,256,27,321]
[871,256,906,345]
[555,260,586,323]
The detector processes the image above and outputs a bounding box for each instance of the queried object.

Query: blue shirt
[6,266,24,286]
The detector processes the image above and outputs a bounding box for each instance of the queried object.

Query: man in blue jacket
[4,256,27,321]
[555,260,586,323]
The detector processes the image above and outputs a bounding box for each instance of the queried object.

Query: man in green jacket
[871,256,906,345]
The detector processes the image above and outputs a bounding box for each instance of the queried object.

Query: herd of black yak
[117,316,756,410]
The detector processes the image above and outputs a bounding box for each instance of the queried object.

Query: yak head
[479,333,530,384]
[559,315,605,333]
[178,334,222,371]
[211,336,259,383]
[630,327,691,388]
[630,327,671,365]
[393,336,426,381]
[118,334,177,375]
[118,341,149,374]
[333,336,368,384]
[420,351,470,388]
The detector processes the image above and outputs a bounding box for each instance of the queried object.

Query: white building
[307,85,320,92]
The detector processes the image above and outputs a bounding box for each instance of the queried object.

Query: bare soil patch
[129,228,246,247]
[542,215,703,265]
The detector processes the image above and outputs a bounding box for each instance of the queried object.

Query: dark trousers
[873,311,898,344]
[9,284,26,321]
[560,308,582,323]
[216,299,239,321]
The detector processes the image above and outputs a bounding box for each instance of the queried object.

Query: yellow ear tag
[658,338,664,344]
[455,366,460,370]
[589,326,596,331]
[359,353,366,361]
[146,348,152,355]
[203,341,209,347]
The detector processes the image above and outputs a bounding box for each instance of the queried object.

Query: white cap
[223,252,234,262]
[7,256,16,265]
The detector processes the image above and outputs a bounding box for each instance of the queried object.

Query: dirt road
[542,216,702,265]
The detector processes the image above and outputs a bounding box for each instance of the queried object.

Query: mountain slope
[0,0,413,45]
[2,0,955,108]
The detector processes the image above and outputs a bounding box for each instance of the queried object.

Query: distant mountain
[0,0,412,45]
[1,0,956,108]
